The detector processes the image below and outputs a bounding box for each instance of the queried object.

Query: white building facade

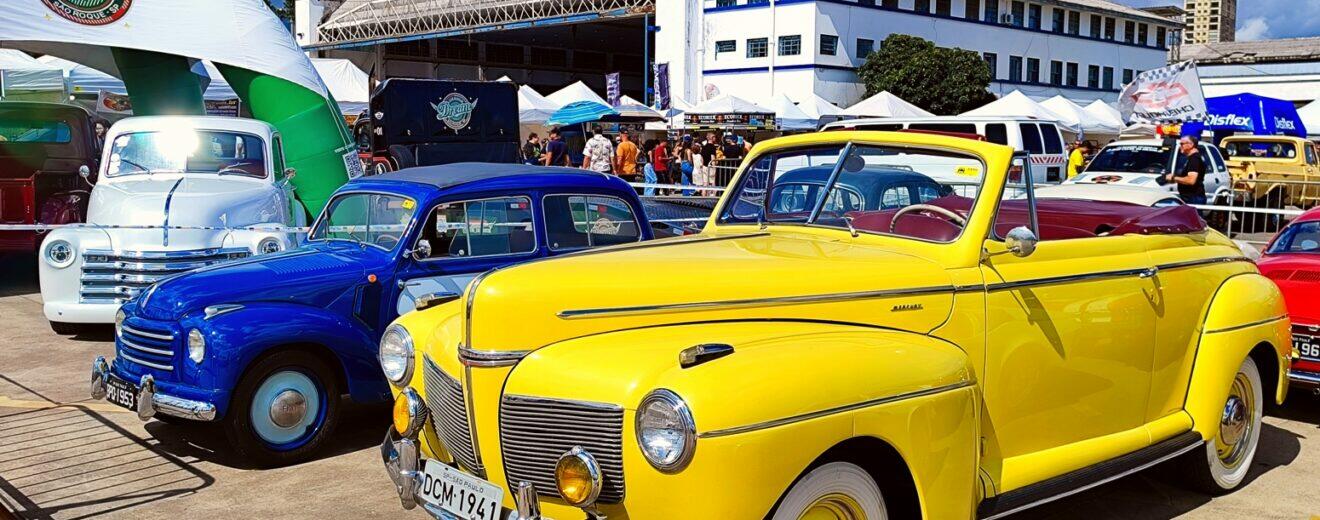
[656,0,1181,109]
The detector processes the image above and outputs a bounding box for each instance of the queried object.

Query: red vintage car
[0,102,99,251]
[1257,207,1320,389]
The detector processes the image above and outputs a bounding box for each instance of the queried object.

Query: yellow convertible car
[378,131,1291,520]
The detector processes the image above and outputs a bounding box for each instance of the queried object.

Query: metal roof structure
[310,0,654,50]
[1183,37,1320,65]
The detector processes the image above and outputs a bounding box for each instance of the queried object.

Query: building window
[1008,55,1023,82]
[485,43,525,64]
[1067,11,1080,34]
[1122,68,1134,85]
[1066,62,1079,87]
[1011,1,1025,26]
[1087,64,1100,88]
[856,38,874,59]
[1104,17,1116,40]
[1124,20,1136,43]
[882,0,897,7]
[984,0,999,23]
[858,0,874,5]
[747,38,768,58]
[936,0,951,16]
[1156,27,1167,47]
[1028,4,1041,29]
[778,35,801,56]
[965,0,980,20]
[983,52,998,79]
[1050,60,1063,85]
[715,40,736,56]
[914,0,930,13]
[1052,8,1065,33]
[715,0,736,6]
[1089,15,1101,37]
[575,50,607,71]
[820,34,838,56]
[1103,66,1114,90]
[1138,24,1149,45]
[531,47,567,67]
[1027,57,1041,83]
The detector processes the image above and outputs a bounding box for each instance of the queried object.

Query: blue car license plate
[105,374,137,411]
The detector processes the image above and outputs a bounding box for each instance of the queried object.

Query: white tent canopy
[615,95,664,121]
[1083,99,1126,129]
[37,54,123,94]
[546,81,608,107]
[758,93,817,131]
[1299,101,1320,138]
[517,85,559,125]
[798,93,844,119]
[686,94,773,115]
[1041,96,1121,135]
[311,58,369,115]
[961,90,1078,132]
[0,49,63,95]
[843,91,933,118]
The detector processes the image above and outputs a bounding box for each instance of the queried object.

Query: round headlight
[114,309,126,336]
[554,446,602,507]
[45,239,74,268]
[257,237,283,255]
[187,328,206,364]
[379,324,414,386]
[635,389,696,473]
[392,388,428,437]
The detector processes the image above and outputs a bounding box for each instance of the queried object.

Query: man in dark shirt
[542,129,569,166]
[521,133,542,165]
[701,132,718,165]
[721,134,744,161]
[1165,136,1206,204]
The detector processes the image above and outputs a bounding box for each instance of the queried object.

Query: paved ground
[0,252,1316,519]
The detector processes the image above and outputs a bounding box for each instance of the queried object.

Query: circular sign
[42,0,133,26]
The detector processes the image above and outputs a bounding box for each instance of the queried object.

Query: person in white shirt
[581,126,615,174]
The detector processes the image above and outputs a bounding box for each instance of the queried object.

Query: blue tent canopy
[1184,93,1306,138]
[547,100,618,126]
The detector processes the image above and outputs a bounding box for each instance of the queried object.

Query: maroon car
[0,102,98,251]
[1257,207,1320,389]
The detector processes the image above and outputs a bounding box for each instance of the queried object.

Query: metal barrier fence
[709,158,743,188]
[1194,177,1318,246]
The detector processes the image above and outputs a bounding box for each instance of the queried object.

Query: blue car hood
[137,246,371,321]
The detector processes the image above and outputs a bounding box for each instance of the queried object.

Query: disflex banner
[1118,61,1207,124]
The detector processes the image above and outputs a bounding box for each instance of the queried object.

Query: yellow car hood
[465,230,954,354]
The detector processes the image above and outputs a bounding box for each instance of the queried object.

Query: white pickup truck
[39,116,305,333]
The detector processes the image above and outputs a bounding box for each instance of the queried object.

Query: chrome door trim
[698,380,973,439]
[459,347,532,367]
[557,284,960,320]
[1155,256,1251,271]
[982,256,1251,293]
[1204,314,1288,335]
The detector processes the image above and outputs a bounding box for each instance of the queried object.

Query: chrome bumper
[380,428,545,520]
[90,356,217,421]
[1289,369,1320,388]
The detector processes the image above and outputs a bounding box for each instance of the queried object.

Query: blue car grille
[117,318,178,372]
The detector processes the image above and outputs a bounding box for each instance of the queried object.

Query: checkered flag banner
[1117,60,1208,125]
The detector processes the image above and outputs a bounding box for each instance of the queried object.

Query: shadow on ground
[0,255,38,298]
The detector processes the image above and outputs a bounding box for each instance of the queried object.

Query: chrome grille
[117,319,177,372]
[422,356,481,472]
[500,395,625,503]
[79,248,249,304]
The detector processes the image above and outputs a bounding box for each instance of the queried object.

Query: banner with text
[1118,61,1207,125]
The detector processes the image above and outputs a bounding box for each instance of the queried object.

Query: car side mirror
[1004,226,1039,257]
[409,239,432,261]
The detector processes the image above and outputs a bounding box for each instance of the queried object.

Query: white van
[821,116,1070,183]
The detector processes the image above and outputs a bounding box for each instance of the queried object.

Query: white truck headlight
[257,237,283,255]
[636,389,696,472]
[187,328,206,363]
[114,309,126,336]
[379,324,414,386]
[45,239,75,268]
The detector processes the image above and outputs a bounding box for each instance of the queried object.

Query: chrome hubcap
[269,389,308,428]
[1219,395,1247,446]
[798,493,866,520]
[1215,372,1256,469]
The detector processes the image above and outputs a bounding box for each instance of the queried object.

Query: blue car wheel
[225,350,341,466]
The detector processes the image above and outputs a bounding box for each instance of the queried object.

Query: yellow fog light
[392,388,427,437]
[554,446,602,507]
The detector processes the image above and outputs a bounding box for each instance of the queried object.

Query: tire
[224,350,341,467]
[49,321,85,335]
[1172,355,1263,495]
[770,462,888,520]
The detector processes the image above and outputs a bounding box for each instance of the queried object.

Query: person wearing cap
[614,130,639,180]
[581,125,615,174]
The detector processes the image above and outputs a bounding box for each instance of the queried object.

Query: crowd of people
[522,126,754,196]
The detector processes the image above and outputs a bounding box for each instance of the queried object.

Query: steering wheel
[889,204,968,233]
[374,233,400,249]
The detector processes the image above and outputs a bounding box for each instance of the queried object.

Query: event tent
[686,94,773,115]
[1182,93,1307,138]
[615,95,665,121]
[961,90,1078,132]
[1298,101,1320,138]
[0,49,64,100]
[37,55,123,94]
[797,93,844,120]
[758,93,817,131]
[547,81,608,107]
[1083,99,1126,128]
[1040,96,1122,135]
[311,58,369,116]
[843,91,933,118]
[547,100,617,127]
[517,84,558,125]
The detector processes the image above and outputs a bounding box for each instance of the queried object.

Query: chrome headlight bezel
[44,239,75,268]
[114,309,126,337]
[257,237,283,255]
[635,388,696,473]
[379,324,415,386]
[187,328,206,364]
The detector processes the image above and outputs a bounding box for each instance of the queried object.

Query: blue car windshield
[310,192,417,251]
[1267,221,1320,255]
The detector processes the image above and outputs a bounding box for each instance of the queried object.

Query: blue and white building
[656,0,1183,108]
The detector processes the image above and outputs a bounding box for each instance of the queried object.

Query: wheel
[224,350,340,467]
[49,321,85,335]
[770,462,888,520]
[1173,355,1263,494]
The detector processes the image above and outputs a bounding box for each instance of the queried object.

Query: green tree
[265,0,294,23]
[856,34,998,115]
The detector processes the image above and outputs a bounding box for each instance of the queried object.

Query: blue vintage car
[89,163,653,465]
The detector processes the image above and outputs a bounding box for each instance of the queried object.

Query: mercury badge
[431,92,478,131]
[42,0,133,26]
[891,303,923,312]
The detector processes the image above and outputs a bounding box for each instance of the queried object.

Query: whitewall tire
[1176,355,1263,494]
[771,461,888,520]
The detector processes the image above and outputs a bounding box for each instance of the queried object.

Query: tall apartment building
[1183,0,1235,44]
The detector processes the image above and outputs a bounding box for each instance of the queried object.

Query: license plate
[105,374,137,411]
[416,459,504,520]
[1295,334,1320,361]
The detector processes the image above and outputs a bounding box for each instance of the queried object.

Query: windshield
[107,130,268,178]
[1085,144,1173,174]
[719,143,983,242]
[1267,221,1320,255]
[309,193,417,250]
[0,117,71,143]
[1224,140,1297,159]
